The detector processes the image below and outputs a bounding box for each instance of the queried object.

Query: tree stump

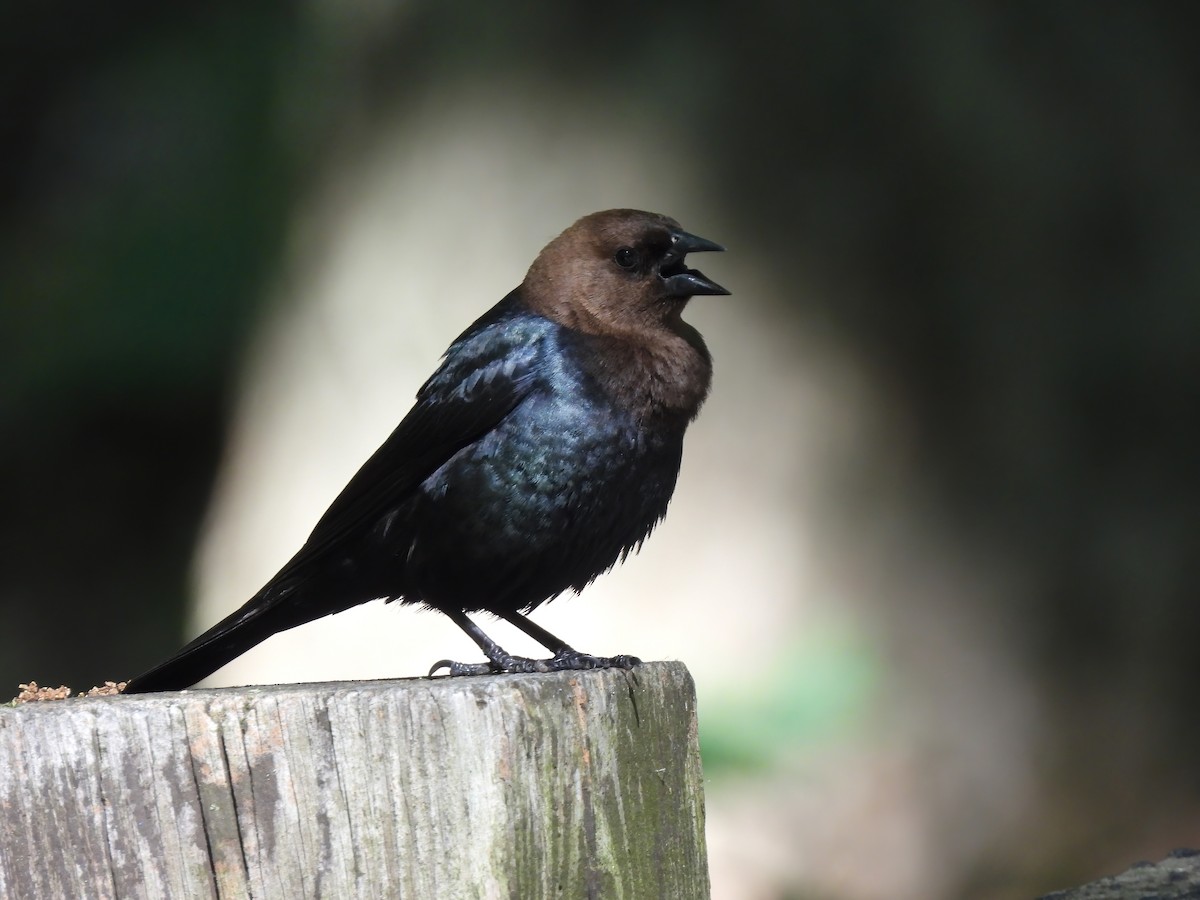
[0,662,708,899]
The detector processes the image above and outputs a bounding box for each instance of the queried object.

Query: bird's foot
[428,652,544,677]
[545,649,642,671]
[428,650,641,677]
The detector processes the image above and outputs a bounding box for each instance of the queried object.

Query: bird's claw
[428,659,500,677]
[428,655,547,677]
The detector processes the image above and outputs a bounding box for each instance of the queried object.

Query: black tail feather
[123,586,334,693]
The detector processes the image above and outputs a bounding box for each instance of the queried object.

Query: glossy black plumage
[124,209,728,692]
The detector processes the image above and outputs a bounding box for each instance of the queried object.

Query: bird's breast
[562,324,713,426]
[406,390,685,612]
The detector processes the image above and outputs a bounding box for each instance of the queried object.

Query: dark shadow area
[1,3,309,684]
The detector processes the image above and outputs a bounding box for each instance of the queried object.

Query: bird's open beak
[661,229,730,298]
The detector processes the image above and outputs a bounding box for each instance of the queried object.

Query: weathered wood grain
[0,662,708,899]
[1038,849,1200,900]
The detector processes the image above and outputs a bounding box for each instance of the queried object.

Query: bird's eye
[614,247,641,270]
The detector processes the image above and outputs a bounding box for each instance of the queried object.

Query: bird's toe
[548,650,642,671]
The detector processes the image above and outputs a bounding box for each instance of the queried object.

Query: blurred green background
[4,3,1198,898]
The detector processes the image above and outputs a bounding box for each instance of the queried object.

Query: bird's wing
[279,299,549,575]
[122,302,551,692]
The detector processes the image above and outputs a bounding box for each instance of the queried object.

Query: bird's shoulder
[417,289,558,404]
[293,290,554,558]
[419,288,710,425]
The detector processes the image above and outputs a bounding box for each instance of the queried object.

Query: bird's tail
[123,582,338,694]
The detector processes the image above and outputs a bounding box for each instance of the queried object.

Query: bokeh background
[4,3,1199,898]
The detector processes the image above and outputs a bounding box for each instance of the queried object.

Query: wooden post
[0,662,708,899]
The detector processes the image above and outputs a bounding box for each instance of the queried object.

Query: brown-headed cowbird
[123,209,728,692]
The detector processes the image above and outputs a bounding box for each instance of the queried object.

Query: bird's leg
[429,609,554,676]
[499,610,642,672]
[428,609,641,676]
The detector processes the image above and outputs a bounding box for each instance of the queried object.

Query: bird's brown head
[521,209,728,336]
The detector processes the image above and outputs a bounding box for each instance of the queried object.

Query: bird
[123,208,728,693]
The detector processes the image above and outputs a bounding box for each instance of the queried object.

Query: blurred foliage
[700,625,878,773]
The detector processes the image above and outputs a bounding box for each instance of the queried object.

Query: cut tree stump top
[0,661,708,900]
